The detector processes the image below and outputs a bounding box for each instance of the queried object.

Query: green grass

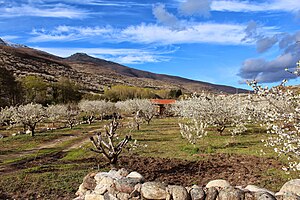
[0,117,298,199]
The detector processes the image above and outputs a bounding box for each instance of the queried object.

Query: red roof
[150,99,176,105]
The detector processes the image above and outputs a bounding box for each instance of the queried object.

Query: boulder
[116,168,129,178]
[244,192,256,200]
[73,197,84,200]
[129,183,142,198]
[279,179,300,196]
[94,184,110,195]
[83,173,97,191]
[94,175,115,195]
[255,192,276,200]
[206,180,231,189]
[108,169,123,179]
[117,192,130,200]
[206,187,218,200]
[76,183,88,196]
[94,173,115,184]
[276,192,300,200]
[103,192,118,200]
[245,185,274,195]
[190,185,205,200]
[141,182,167,200]
[126,171,145,182]
[218,186,245,200]
[114,177,141,194]
[84,192,104,200]
[167,185,190,200]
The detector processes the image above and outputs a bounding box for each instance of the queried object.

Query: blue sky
[1,0,300,89]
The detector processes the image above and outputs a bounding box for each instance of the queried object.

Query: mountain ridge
[0,40,248,94]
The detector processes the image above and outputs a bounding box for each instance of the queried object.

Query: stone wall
[74,168,300,200]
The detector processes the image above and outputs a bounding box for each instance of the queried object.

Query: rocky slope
[0,41,248,94]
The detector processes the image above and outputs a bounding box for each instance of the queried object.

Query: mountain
[0,38,27,48]
[0,40,248,94]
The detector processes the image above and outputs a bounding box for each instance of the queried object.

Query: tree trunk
[30,125,35,137]
[88,116,94,124]
[217,126,226,136]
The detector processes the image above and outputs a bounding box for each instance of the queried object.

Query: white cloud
[238,52,299,83]
[0,4,89,18]
[29,26,114,42]
[35,0,150,7]
[211,0,300,13]
[33,47,175,64]
[121,23,248,45]
[238,30,300,83]
[30,22,260,45]
[152,4,180,27]
[256,36,278,53]
[179,0,212,17]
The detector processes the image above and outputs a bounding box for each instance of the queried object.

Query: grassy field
[0,117,297,199]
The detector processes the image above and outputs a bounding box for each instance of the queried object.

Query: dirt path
[0,135,77,161]
[0,128,103,174]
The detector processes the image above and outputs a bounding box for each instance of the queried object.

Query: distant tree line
[103,85,182,102]
[0,67,183,108]
[0,67,82,107]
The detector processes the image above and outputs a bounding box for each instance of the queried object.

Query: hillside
[0,41,248,94]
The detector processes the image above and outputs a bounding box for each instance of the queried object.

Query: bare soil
[119,154,282,188]
[0,153,283,199]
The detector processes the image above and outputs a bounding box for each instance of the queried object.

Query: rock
[255,192,276,200]
[276,192,300,200]
[76,183,88,196]
[129,183,142,198]
[103,192,118,200]
[190,185,205,200]
[108,169,123,179]
[94,175,115,195]
[0,134,3,139]
[95,169,123,182]
[84,192,104,200]
[206,180,231,189]
[117,192,130,200]
[94,184,110,195]
[279,179,300,196]
[25,129,32,134]
[141,182,167,200]
[235,186,249,193]
[218,186,245,200]
[245,185,274,195]
[167,185,190,200]
[83,173,97,191]
[98,176,114,186]
[244,192,256,200]
[94,173,115,184]
[134,183,142,193]
[114,177,141,194]
[206,187,218,200]
[116,168,129,177]
[126,171,145,182]
[73,196,84,200]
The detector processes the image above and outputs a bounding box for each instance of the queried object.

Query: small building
[150,99,176,116]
